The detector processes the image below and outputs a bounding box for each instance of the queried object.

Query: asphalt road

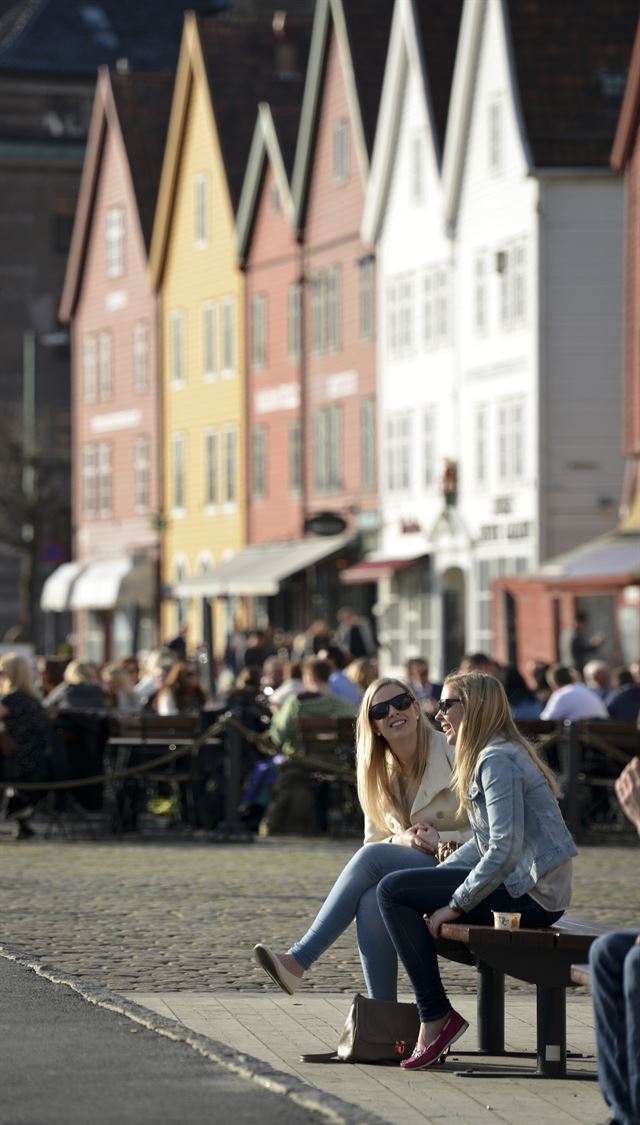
[0,955,332,1125]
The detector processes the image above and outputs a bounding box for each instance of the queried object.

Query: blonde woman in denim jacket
[377,671,577,1071]
[254,677,470,1000]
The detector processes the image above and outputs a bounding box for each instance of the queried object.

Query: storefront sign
[305,512,348,536]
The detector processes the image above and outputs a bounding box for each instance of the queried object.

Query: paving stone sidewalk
[0,833,638,994]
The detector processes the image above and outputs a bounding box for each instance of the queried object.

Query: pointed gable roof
[444,0,637,231]
[292,0,394,229]
[149,12,310,287]
[59,68,173,321]
[362,0,462,243]
[611,16,640,170]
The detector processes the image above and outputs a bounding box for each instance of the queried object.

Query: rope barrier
[0,712,357,793]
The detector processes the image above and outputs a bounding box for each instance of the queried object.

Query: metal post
[536,985,566,1077]
[476,962,505,1054]
[210,720,252,842]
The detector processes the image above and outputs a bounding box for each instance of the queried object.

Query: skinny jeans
[288,842,445,1000]
[589,930,640,1125]
[377,865,562,1022]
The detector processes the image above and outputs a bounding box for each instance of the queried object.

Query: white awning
[173,534,354,598]
[70,556,156,610]
[40,561,87,612]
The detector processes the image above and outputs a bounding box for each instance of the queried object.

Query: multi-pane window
[386,413,411,492]
[252,426,266,500]
[133,436,150,511]
[83,335,97,403]
[398,274,414,353]
[359,257,374,342]
[169,311,185,385]
[289,419,302,496]
[224,425,237,504]
[171,432,186,511]
[386,281,398,355]
[423,407,437,489]
[488,96,503,174]
[221,299,236,375]
[288,283,302,362]
[194,173,208,244]
[311,267,341,355]
[133,321,148,393]
[474,253,487,334]
[106,207,124,277]
[499,241,527,327]
[476,557,528,646]
[82,445,97,516]
[333,118,349,183]
[251,294,267,369]
[204,428,219,507]
[361,396,376,491]
[314,404,342,494]
[475,404,488,486]
[202,302,217,378]
[422,266,449,348]
[98,330,112,400]
[497,398,526,484]
[97,442,112,517]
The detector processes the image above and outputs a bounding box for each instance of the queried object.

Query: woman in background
[0,653,50,836]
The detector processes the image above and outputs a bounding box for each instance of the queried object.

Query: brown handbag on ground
[300,993,420,1065]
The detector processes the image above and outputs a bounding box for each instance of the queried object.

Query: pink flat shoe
[400,1009,468,1070]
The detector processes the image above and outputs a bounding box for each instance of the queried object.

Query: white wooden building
[360,0,631,677]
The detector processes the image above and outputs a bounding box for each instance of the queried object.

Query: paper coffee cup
[492,911,521,930]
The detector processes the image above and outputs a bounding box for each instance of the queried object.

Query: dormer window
[411,131,425,202]
[333,118,349,184]
[106,207,124,277]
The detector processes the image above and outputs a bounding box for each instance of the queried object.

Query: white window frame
[251,293,267,370]
[82,444,97,517]
[83,334,97,403]
[361,395,376,491]
[359,257,374,343]
[133,321,148,393]
[411,130,425,202]
[204,427,219,511]
[314,404,342,495]
[106,207,124,277]
[169,311,185,386]
[202,301,217,380]
[223,424,238,508]
[133,435,150,512]
[252,425,266,501]
[97,441,112,517]
[386,412,412,492]
[499,240,527,329]
[496,397,526,485]
[423,407,438,490]
[194,173,209,246]
[171,432,186,515]
[221,298,236,378]
[475,404,488,487]
[98,330,112,401]
[474,252,487,335]
[488,96,503,175]
[288,283,301,362]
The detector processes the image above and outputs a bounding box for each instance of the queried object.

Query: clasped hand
[393,823,439,853]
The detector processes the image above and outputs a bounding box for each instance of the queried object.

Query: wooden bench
[438,916,608,1078]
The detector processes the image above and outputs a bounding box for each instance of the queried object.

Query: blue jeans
[288,843,443,999]
[377,865,562,1022]
[590,931,640,1125]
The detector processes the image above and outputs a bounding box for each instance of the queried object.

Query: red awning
[339,557,423,584]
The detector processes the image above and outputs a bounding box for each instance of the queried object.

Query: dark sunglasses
[369,691,413,721]
[438,698,462,715]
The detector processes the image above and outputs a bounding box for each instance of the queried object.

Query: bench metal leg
[477,962,505,1054]
[536,984,566,1078]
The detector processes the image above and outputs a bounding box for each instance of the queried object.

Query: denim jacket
[443,739,577,914]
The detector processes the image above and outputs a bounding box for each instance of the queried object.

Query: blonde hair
[345,657,377,691]
[63,660,99,686]
[444,672,560,814]
[356,677,434,834]
[0,653,39,699]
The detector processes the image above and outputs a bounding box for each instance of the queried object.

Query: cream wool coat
[364,728,471,844]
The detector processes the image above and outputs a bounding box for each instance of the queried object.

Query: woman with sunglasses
[254,677,470,999]
[377,672,577,1070]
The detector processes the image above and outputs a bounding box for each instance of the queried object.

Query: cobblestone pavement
[1,833,638,995]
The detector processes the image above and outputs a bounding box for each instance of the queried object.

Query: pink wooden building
[56,69,173,661]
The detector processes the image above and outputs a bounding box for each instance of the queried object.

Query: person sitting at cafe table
[0,653,50,838]
[154,661,206,715]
